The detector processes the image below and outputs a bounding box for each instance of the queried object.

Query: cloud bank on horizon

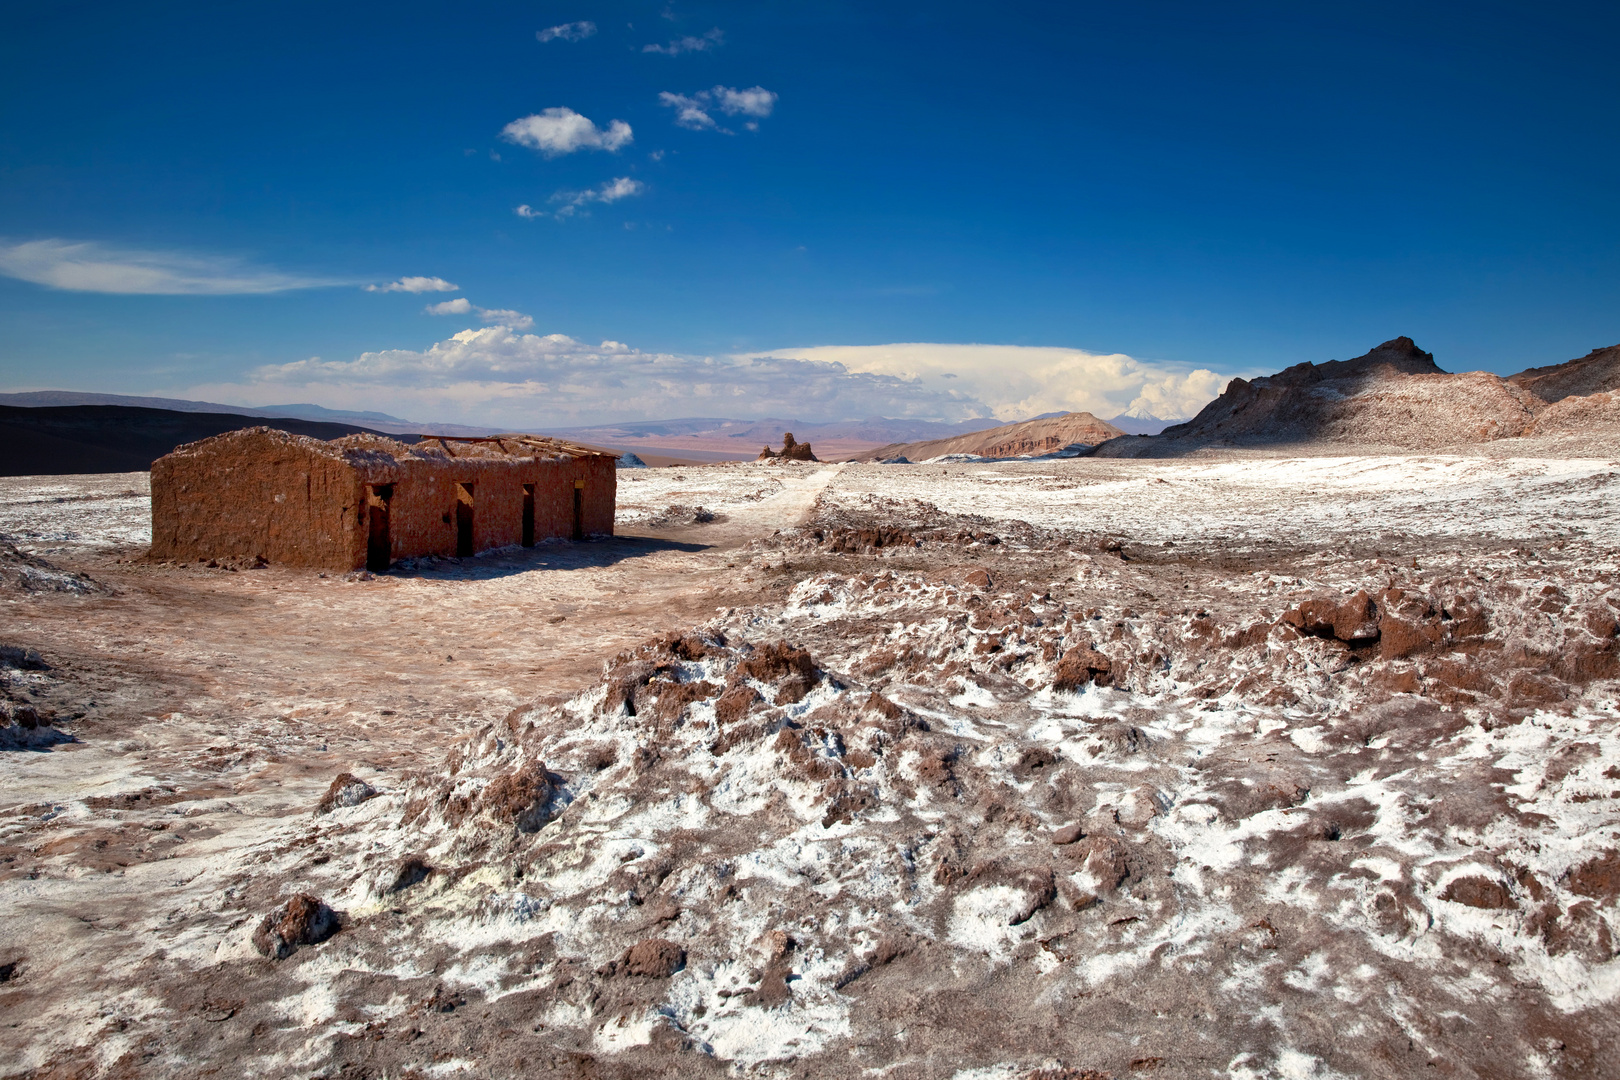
[752,343,1233,423]
[186,325,1238,428]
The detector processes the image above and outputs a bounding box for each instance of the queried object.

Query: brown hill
[852,412,1125,462]
[1094,337,1620,457]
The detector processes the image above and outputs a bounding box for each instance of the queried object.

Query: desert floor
[2,453,1618,1079]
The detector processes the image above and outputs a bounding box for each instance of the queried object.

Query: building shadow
[380,533,712,581]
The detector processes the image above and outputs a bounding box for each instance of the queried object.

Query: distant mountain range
[0,391,503,436]
[0,391,1183,457]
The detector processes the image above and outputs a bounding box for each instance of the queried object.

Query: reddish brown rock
[714,684,761,726]
[1440,875,1514,910]
[1053,645,1113,692]
[618,938,686,978]
[1283,590,1379,643]
[1052,822,1086,846]
[737,641,818,685]
[1567,850,1620,903]
[253,893,339,959]
[1081,837,1131,891]
[480,762,556,832]
[1543,901,1615,963]
[650,679,719,722]
[1377,588,1445,659]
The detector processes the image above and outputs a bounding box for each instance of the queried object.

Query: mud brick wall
[380,455,615,557]
[150,431,365,568]
[151,427,617,570]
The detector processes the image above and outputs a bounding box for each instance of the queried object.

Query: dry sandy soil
[2,452,1618,1079]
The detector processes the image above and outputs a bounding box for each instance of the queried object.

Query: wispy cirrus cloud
[659,86,777,132]
[537,21,595,43]
[644,27,723,54]
[500,108,632,156]
[365,275,458,294]
[0,238,342,295]
[424,297,533,330]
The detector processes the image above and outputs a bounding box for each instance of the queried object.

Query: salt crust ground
[1,454,1617,1079]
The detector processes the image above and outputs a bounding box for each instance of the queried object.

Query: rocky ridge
[855,412,1126,463]
[1095,337,1620,456]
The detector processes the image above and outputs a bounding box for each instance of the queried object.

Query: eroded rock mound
[0,542,104,594]
[316,772,377,813]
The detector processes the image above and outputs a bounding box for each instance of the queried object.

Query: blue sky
[1,1,1616,426]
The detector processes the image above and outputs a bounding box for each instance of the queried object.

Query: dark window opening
[366,484,393,572]
[456,482,475,557]
[522,484,535,547]
[572,480,584,541]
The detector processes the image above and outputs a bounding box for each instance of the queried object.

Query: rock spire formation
[758,432,819,461]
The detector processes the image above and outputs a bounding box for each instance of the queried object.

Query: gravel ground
[1,454,1617,1080]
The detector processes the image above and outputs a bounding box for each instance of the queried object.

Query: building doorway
[521,484,535,547]
[366,484,393,572]
[572,479,584,541]
[456,482,475,556]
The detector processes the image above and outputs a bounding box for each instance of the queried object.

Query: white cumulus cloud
[547,177,646,218]
[659,86,777,133]
[736,343,1244,421]
[366,275,458,293]
[714,85,777,118]
[644,28,723,54]
[423,298,533,330]
[537,21,595,43]
[0,238,341,295]
[477,308,534,330]
[659,92,717,130]
[501,108,632,156]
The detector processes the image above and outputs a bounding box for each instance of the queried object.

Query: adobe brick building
[150,427,617,571]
